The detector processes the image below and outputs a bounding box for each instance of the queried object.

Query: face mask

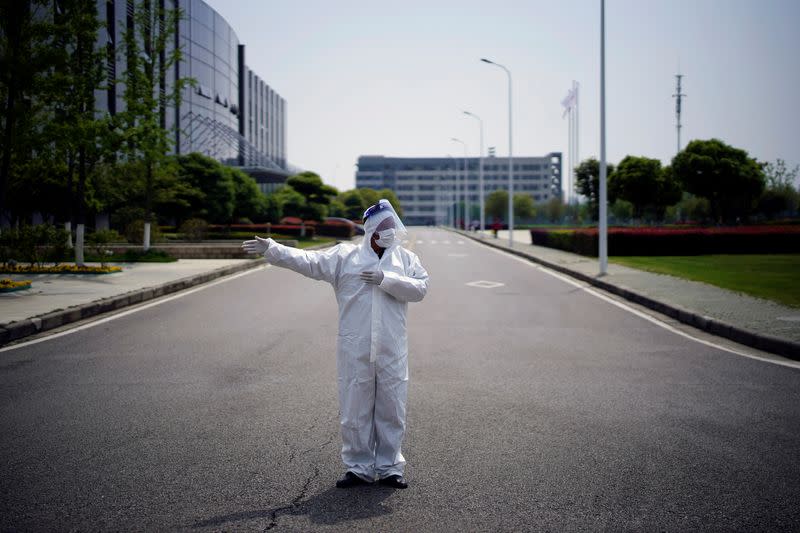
[375,228,396,248]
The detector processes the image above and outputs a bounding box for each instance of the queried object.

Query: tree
[274,185,306,220]
[513,193,535,222]
[671,139,764,223]
[609,156,681,220]
[763,159,799,189]
[0,0,54,226]
[357,188,380,212]
[337,189,367,220]
[378,188,403,217]
[118,1,193,247]
[47,0,110,263]
[758,159,800,219]
[575,158,615,221]
[175,153,234,223]
[285,172,338,222]
[543,197,565,223]
[485,189,508,222]
[230,168,266,223]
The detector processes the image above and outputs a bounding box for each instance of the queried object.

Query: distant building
[95,0,288,191]
[355,154,562,225]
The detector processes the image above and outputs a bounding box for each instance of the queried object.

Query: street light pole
[447,154,458,228]
[481,58,513,247]
[463,110,484,233]
[451,138,468,230]
[599,0,608,275]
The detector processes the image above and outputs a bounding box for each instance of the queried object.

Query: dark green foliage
[609,156,681,219]
[230,168,266,222]
[575,158,615,221]
[0,224,69,267]
[485,190,508,222]
[343,194,361,219]
[122,248,176,262]
[124,220,163,244]
[671,139,765,223]
[178,218,208,241]
[285,172,338,221]
[175,153,235,223]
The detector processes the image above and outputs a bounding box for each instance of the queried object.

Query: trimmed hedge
[316,221,355,239]
[207,224,315,239]
[530,226,800,256]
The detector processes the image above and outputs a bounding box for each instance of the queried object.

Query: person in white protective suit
[241,199,428,489]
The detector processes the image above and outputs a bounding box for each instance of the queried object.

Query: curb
[0,242,337,348]
[454,229,800,361]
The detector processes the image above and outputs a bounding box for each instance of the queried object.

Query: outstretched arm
[242,236,340,285]
[376,251,428,303]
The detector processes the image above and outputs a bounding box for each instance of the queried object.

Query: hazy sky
[205,0,800,194]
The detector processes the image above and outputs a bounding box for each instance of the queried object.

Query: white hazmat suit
[249,200,428,481]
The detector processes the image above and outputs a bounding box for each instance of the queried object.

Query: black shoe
[336,471,371,488]
[378,475,408,489]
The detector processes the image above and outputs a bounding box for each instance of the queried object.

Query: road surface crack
[263,466,320,531]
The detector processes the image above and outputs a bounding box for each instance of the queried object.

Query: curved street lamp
[481,58,513,247]
[450,137,468,230]
[463,110,484,233]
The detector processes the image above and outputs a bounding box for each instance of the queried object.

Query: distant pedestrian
[242,199,428,489]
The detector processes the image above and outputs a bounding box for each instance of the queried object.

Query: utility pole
[673,74,686,153]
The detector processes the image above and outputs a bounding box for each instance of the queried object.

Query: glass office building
[96,0,286,175]
[355,154,562,226]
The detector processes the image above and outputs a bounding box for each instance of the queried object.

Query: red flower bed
[530,226,800,256]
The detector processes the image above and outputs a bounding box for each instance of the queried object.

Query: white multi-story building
[355,154,562,225]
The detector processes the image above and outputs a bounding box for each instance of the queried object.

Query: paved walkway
[466,229,800,358]
[0,259,262,345]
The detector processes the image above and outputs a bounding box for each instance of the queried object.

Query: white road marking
[416,240,425,244]
[0,265,270,353]
[447,253,468,258]
[466,280,505,289]
[442,240,451,244]
[467,235,800,370]
[430,240,438,244]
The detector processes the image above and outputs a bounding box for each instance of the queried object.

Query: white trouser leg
[374,360,408,478]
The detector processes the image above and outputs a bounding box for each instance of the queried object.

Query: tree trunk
[76,145,86,265]
[144,159,153,251]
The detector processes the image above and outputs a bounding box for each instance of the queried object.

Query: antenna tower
[672,74,686,153]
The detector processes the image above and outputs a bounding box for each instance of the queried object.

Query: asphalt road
[1,228,799,531]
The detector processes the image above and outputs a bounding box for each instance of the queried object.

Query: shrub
[122,249,177,262]
[179,218,209,241]
[207,224,315,239]
[531,225,800,256]
[88,229,123,267]
[125,220,163,244]
[317,221,355,239]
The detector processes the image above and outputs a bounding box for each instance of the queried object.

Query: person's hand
[360,270,384,285]
[241,236,271,255]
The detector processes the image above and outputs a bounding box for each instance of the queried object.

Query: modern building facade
[355,154,562,226]
[95,0,287,190]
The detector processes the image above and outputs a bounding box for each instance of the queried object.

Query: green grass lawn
[296,237,337,249]
[610,254,800,308]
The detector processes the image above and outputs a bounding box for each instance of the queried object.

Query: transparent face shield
[363,199,408,249]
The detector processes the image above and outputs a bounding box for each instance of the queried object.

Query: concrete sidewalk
[463,229,800,360]
[0,258,264,346]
